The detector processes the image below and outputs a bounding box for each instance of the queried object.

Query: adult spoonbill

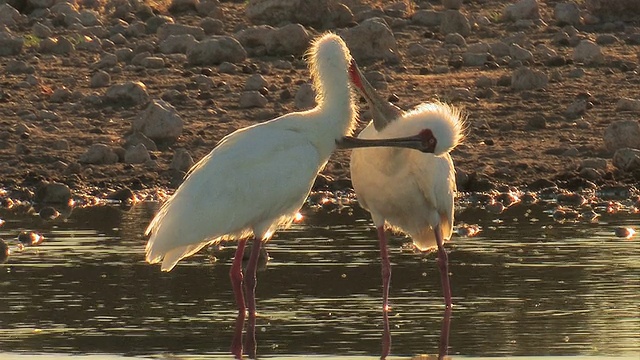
[145,33,439,357]
[349,61,464,311]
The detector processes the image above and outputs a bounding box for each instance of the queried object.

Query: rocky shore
[0,0,639,206]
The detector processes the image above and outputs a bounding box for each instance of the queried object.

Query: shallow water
[0,200,638,359]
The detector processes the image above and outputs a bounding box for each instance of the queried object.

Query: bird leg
[438,307,452,359]
[243,238,262,358]
[376,226,392,312]
[381,309,391,359]
[434,224,453,308]
[230,239,248,358]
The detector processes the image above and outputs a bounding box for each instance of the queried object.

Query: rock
[196,0,222,17]
[239,91,268,108]
[40,36,75,54]
[106,187,135,203]
[604,120,640,151]
[104,81,149,106]
[6,60,33,74]
[616,98,640,111]
[511,67,548,90]
[159,34,197,54]
[294,83,316,110]
[411,10,441,27]
[168,0,197,13]
[90,70,110,87]
[462,52,489,67]
[246,0,350,28]
[265,23,311,56]
[440,10,470,36]
[92,53,117,69]
[554,2,581,25]
[573,40,604,64]
[445,33,466,46]
[187,36,247,66]
[595,34,618,46]
[584,0,640,22]
[157,23,205,41]
[612,148,640,171]
[124,132,157,151]
[580,158,608,170]
[341,18,399,63]
[219,61,239,74]
[503,0,540,21]
[141,56,165,69]
[527,114,547,129]
[443,0,463,10]
[0,4,23,27]
[124,143,151,164]
[509,44,533,62]
[170,148,194,172]
[146,15,174,33]
[564,99,588,118]
[244,74,268,91]
[132,100,183,143]
[201,18,224,35]
[35,182,72,204]
[79,143,119,164]
[0,30,23,56]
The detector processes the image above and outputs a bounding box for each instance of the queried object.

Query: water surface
[0,200,638,358]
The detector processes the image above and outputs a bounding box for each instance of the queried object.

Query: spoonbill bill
[349,61,464,311]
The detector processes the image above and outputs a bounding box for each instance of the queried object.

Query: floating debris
[614,227,636,239]
[557,193,587,207]
[39,206,60,220]
[456,224,481,237]
[17,231,44,247]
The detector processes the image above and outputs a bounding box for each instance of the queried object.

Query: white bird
[349,61,464,312]
[144,33,440,358]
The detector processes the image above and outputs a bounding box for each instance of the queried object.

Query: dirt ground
[0,0,639,201]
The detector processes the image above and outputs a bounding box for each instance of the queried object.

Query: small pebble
[0,239,9,263]
[614,227,635,239]
[17,231,44,247]
[39,207,60,220]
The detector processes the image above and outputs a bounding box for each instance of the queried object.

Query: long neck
[313,63,357,141]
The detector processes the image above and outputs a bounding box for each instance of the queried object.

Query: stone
[294,83,316,110]
[503,0,540,21]
[0,30,23,56]
[104,81,149,106]
[264,23,311,56]
[35,182,72,204]
[509,44,533,62]
[239,91,268,108]
[573,40,604,64]
[616,98,640,111]
[187,36,247,66]
[411,10,441,27]
[511,67,548,90]
[244,74,268,91]
[133,100,183,142]
[157,23,205,41]
[612,148,640,171]
[124,132,157,151]
[554,2,581,25]
[440,10,470,36]
[79,143,119,164]
[159,34,197,54]
[170,148,194,172]
[604,120,640,152]
[90,70,111,88]
[0,4,23,27]
[340,18,399,63]
[124,143,151,164]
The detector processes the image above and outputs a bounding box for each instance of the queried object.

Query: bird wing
[145,123,323,271]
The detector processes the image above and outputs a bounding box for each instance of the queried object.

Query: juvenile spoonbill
[145,33,440,358]
[349,61,464,311]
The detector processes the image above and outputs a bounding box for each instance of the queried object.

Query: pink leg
[434,224,452,308]
[243,239,262,358]
[230,239,247,358]
[377,226,391,312]
[438,307,452,359]
[381,307,391,359]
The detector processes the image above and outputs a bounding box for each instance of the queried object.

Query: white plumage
[348,62,464,311]
[145,33,359,271]
[351,102,463,251]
